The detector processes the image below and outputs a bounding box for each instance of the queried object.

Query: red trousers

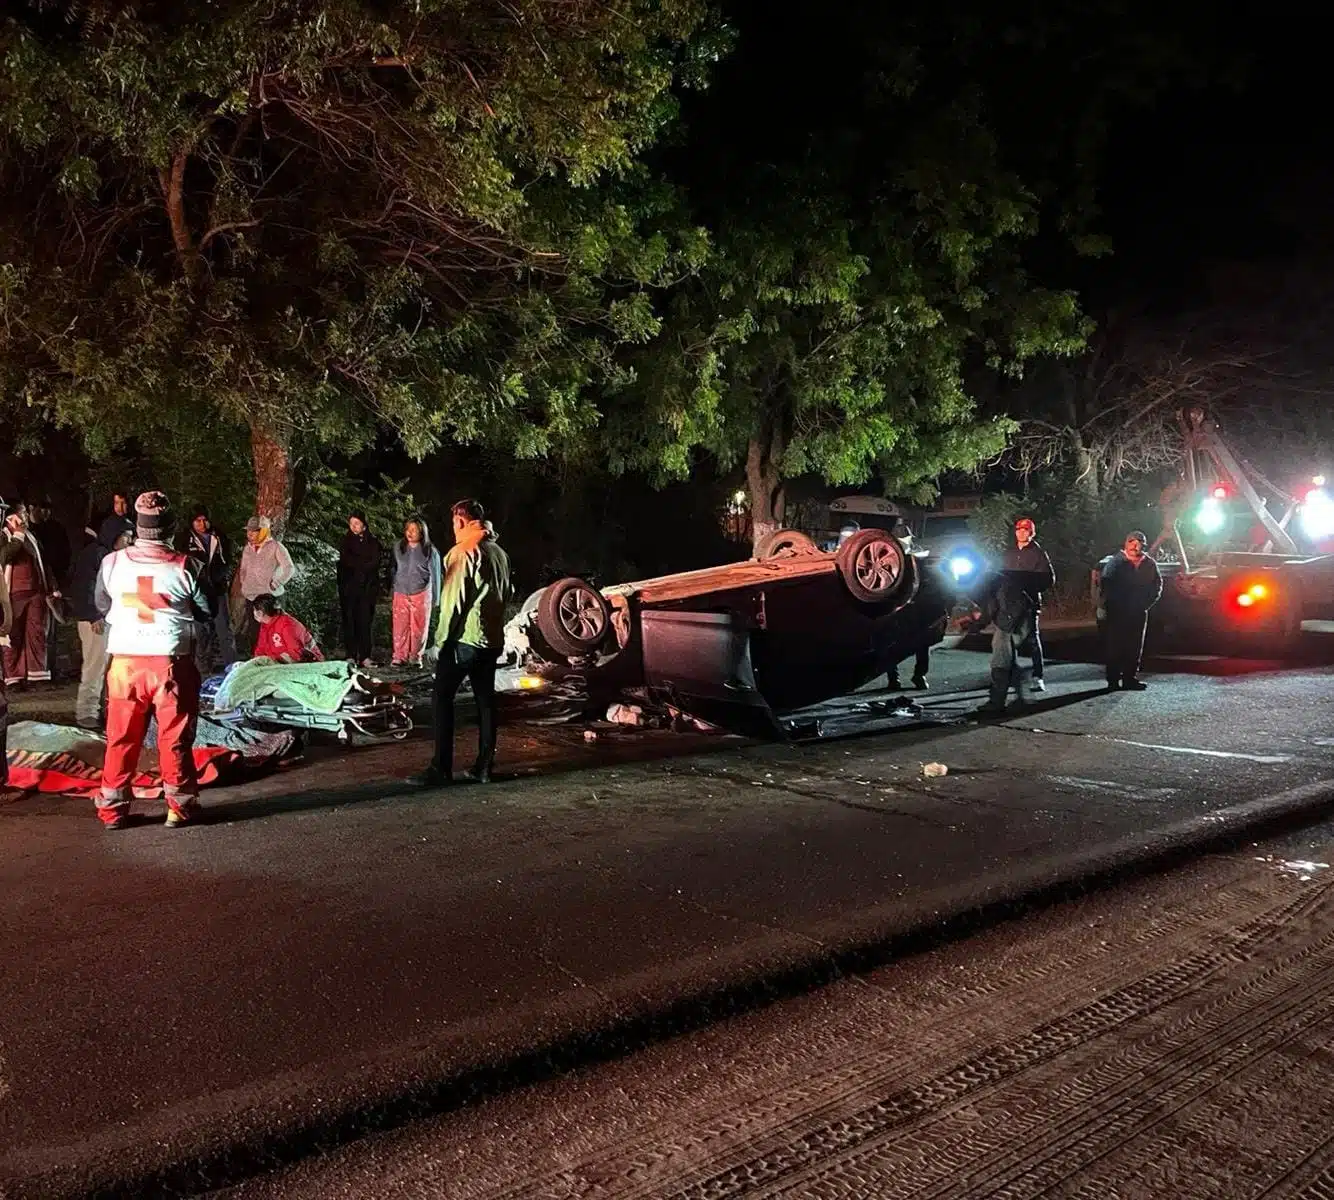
[2,592,50,685]
[98,655,201,824]
[392,590,430,664]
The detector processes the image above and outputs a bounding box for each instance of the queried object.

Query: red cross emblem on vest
[123,576,171,623]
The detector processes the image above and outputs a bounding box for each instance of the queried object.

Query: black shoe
[459,765,493,785]
[1122,678,1148,691]
[911,676,929,690]
[1106,679,1120,691]
[884,677,903,692]
[407,766,451,787]
[976,701,1008,715]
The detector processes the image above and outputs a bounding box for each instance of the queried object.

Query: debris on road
[923,762,949,778]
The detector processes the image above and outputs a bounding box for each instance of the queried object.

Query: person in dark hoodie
[176,505,235,673]
[391,516,441,667]
[98,491,135,549]
[971,571,1036,714]
[67,523,131,729]
[337,511,383,666]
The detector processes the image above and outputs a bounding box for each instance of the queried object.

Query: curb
[11,778,1334,1200]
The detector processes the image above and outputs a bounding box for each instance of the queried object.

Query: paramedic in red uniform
[94,491,211,830]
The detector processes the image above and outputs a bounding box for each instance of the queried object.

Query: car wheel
[754,529,820,560]
[836,529,909,604]
[536,577,612,658]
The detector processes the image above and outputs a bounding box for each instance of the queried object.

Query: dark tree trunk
[250,419,294,537]
[746,432,786,553]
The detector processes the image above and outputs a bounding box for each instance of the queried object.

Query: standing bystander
[178,505,235,673]
[230,516,294,658]
[412,500,512,786]
[67,524,129,729]
[1004,517,1055,691]
[391,517,441,667]
[1097,530,1163,691]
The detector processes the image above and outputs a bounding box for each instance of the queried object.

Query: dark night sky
[1096,9,1334,310]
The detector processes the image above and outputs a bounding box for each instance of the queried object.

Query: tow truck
[1095,407,1334,651]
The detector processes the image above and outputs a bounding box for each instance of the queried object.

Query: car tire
[754,529,820,560]
[535,577,612,658]
[835,529,910,604]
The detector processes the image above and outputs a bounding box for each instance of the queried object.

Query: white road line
[1045,775,1179,799]
[1025,726,1296,764]
[1100,738,1293,764]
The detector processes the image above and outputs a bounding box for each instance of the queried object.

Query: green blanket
[214,658,357,715]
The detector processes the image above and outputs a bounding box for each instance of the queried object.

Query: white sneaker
[1031,679,1047,693]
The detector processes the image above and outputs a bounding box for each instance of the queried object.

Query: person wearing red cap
[1003,516,1055,693]
[93,491,212,830]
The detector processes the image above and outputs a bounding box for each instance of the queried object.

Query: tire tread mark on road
[481,874,1317,1200]
[783,903,1334,1199]
[644,884,1332,1200]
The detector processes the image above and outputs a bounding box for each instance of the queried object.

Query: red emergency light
[1233,582,1270,610]
[1211,484,1230,500]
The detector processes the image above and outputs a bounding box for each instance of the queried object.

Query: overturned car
[498,528,950,730]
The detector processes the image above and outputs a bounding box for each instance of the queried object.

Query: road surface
[214,825,1334,1199]
[2,641,1333,1196]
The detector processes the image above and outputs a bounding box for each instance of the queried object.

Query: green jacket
[432,523,512,649]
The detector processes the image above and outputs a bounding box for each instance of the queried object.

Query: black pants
[1105,611,1148,684]
[341,586,377,663]
[432,642,500,776]
[888,644,931,685]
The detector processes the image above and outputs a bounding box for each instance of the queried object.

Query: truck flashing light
[1196,497,1226,534]
[1211,484,1229,500]
[1299,487,1334,540]
[1234,582,1271,609]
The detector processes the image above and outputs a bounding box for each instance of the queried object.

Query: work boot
[459,763,493,785]
[975,700,1008,715]
[1030,678,1046,693]
[407,765,451,787]
[165,807,199,828]
[102,814,128,831]
[884,675,903,693]
[1105,677,1120,691]
[1122,677,1148,691]
[911,675,929,690]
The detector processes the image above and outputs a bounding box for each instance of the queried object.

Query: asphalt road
[2,640,1333,1197]
[212,826,1334,1200]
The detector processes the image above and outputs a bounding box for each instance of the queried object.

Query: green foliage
[283,534,340,648]
[597,4,1120,520]
[290,469,418,547]
[0,0,716,506]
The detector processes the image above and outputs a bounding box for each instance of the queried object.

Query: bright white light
[1314,475,1327,487]
[732,489,746,505]
[1196,497,1226,535]
[1300,487,1334,540]
[948,555,976,579]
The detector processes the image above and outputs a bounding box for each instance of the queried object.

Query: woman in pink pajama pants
[391,517,441,666]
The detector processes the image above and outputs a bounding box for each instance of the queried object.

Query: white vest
[101,544,200,657]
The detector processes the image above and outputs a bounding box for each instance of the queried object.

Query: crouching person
[94,492,211,830]
[251,594,324,663]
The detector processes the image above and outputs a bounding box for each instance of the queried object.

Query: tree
[596,0,1232,549]
[0,0,715,531]
[1004,316,1257,499]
